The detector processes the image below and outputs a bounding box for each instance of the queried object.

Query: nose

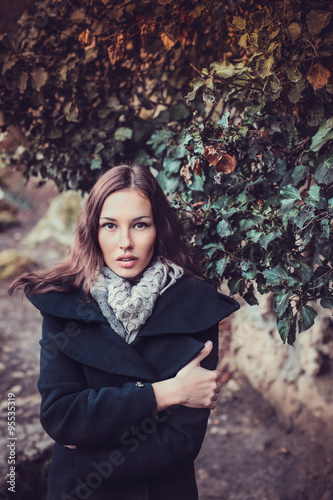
[119,228,133,250]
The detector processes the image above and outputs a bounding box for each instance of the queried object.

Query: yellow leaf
[161,33,177,51]
[307,63,331,90]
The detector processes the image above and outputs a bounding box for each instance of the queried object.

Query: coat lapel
[30,275,239,380]
[42,322,159,382]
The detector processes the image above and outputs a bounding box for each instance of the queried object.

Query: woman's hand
[152,341,221,412]
[174,341,221,409]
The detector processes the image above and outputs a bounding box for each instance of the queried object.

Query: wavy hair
[9,164,202,296]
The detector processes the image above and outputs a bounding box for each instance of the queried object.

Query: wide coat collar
[28,276,240,381]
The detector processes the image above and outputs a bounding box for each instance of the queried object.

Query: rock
[0,210,18,231]
[0,249,34,282]
[0,194,19,231]
[230,294,333,431]
[23,190,84,250]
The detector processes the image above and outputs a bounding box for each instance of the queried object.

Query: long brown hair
[9,164,202,296]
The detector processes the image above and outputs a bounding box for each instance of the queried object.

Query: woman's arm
[74,325,220,482]
[38,314,220,447]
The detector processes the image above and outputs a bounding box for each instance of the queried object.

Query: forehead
[100,189,152,217]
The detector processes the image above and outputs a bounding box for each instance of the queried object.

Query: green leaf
[310,118,333,152]
[306,10,332,35]
[286,65,302,83]
[114,127,133,141]
[294,262,313,284]
[280,185,301,207]
[243,284,259,306]
[298,305,317,333]
[277,306,296,344]
[256,55,274,79]
[263,150,274,167]
[260,231,281,250]
[90,157,102,170]
[228,278,245,295]
[274,290,292,316]
[217,219,232,238]
[291,164,308,185]
[315,152,333,184]
[216,258,228,276]
[31,68,48,92]
[239,33,249,48]
[313,266,333,287]
[170,103,190,121]
[217,111,230,128]
[240,260,257,280]
[263,265,298,287]
[288,80,306,103]
[247,229,262,243]
[211,61,245,79]
[185,77,205,103]
[320,297,333,308]
[307,184,321,203]
[163,158,181,173]
[240,218,261,231]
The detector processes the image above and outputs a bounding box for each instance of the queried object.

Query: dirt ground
[0,170,333,500]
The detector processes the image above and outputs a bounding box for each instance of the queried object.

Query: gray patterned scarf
[90,257,184,343]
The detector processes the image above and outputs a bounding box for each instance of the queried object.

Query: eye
[134,222,148,229]
[101,222,116,230]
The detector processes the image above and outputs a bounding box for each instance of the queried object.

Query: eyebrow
[99,215,152,221]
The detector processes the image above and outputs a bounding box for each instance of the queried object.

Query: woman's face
[98,189,157,279]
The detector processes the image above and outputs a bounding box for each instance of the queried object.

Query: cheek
[149,229,157,251]
[98,231,113,253]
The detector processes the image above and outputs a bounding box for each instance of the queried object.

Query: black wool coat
[27,275,239,500]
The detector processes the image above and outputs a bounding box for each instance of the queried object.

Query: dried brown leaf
[161,32,177,51]
[180,164,192,185]
[108,32,126,65]
[215,154,236,174]
[193,158,202,177]
[307,63,331,91]
[203,146,236,174]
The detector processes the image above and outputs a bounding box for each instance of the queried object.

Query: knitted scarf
[90,257,184,344]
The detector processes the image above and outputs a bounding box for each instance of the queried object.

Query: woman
[10,164,239,500]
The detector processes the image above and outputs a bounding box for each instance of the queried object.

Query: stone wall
[229,294,333,434]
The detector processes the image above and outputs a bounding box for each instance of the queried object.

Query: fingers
[191,340,213,366]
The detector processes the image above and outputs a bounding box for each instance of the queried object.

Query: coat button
[135,381,144,388]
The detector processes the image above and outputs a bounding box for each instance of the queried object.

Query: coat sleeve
[130,324,219,479]
[74,324,219,482]
[37,313,158,446]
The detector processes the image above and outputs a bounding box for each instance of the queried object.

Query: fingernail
[205,340,212,347]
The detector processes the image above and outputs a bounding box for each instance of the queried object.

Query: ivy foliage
[0,0,227,189]
[0,0,332,344]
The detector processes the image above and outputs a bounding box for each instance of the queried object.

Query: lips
[116,254,138,268]
[116,254,138,262]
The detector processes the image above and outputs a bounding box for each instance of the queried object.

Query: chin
[109,265,143,280]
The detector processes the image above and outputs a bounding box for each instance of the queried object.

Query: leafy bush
[0,0,332,343]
